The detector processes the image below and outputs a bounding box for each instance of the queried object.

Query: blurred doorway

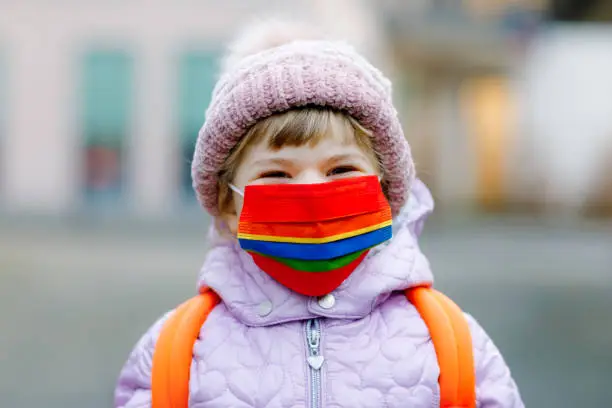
[459,75,516,211]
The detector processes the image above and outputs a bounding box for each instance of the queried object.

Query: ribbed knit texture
[192,39,415,216]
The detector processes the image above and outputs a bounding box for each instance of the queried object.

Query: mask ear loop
[229,184,244,197]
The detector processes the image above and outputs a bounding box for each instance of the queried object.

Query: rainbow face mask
[231,175,392,297]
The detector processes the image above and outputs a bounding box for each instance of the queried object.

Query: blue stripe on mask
[238,226,392,260]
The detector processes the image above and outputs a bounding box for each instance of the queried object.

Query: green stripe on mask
[249,249,368,272]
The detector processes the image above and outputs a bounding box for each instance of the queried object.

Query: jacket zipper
[306,319,323,408]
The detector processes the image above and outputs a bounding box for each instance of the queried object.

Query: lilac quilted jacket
[115,180,524,408]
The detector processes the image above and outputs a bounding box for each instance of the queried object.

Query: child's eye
[259,171,291,179]
[328,166,358,176]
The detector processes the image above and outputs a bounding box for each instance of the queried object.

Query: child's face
[222,135,379,235]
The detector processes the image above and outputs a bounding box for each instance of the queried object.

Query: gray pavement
[1,214,611,407]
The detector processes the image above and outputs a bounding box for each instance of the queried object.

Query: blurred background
[1,0,611,407]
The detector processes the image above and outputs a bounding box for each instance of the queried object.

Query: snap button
[257,301,273,317]
[317,294,336,309]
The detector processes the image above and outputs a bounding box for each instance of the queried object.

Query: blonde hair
[216,107,382,214]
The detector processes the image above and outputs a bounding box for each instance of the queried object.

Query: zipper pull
[307,355,325,370]
[308,329,320,351]
[307,320,324,370]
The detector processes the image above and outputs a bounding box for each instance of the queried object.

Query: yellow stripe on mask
[237,220,392,244]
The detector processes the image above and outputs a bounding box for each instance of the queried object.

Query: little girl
[115,19,523,408]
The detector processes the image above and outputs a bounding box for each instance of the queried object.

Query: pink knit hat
[192,20,415,216]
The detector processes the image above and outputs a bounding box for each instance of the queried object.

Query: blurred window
[177,50,220,204]
[80,50,133,207]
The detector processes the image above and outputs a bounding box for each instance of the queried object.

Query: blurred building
[0,1,314,217]
[0,0,610,219]
[382,0,612,215]
[381,0,546,211]
[0,0,394,218]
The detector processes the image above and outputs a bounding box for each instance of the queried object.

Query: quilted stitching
[467,314,523,407]
[190,305,307,407]
[323,295,439,408]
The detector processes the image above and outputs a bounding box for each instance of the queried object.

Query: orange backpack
[151,286,476,408]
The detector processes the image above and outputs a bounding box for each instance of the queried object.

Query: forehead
[259,107,358,149]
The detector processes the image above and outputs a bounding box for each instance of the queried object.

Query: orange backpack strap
[151,286,474,408]
[406,286,476,408]
[151,287,220,408]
